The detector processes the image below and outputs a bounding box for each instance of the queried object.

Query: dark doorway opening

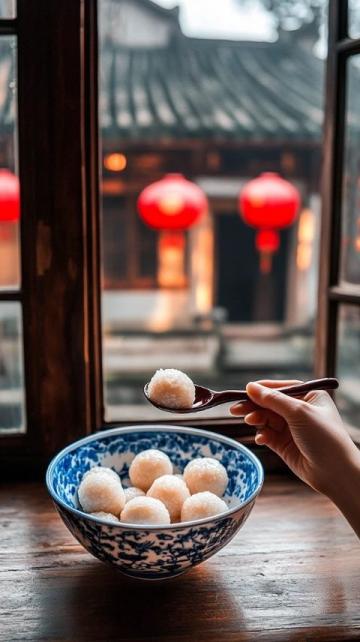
[215,213,290,322]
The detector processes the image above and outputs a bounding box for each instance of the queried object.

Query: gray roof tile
[100,37,326,141]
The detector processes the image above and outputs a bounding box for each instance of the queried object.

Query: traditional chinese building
[98,0,324,334]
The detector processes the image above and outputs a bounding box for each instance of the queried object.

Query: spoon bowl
[144,378,339,414]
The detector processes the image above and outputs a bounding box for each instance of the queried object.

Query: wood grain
[0,477,359,641]
[1,0,99,473]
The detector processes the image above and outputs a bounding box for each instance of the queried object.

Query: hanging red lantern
[0,169,20,222]
[138,174,208,287]
[239,172,300,273]
[137,173,207,231]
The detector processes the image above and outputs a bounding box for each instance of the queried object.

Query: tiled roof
[0,34,331,143]
[100,37,326,142]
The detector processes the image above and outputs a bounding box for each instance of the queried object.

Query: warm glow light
[355,218,360,252]
[298,208,315,243]
[158,232,186,288]
[296,208,315,271]
[248,192,266,208]
[297,244,312,271]
[104,153,127,172]
[191,224,213,314]
[159,194,184,216]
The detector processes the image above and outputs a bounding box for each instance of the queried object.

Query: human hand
[230,380,360,501]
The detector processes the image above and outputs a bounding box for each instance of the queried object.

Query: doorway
[215,213,289,322]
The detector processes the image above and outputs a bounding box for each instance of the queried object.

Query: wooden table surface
[1,477,359,642]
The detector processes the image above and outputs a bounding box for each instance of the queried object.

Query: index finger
[255,379,303,388]
[230,380,303,416]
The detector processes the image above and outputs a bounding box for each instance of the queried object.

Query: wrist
[326,446,360,533]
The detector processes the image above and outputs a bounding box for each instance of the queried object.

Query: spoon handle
[272,377,339,398]
[214,377,339,404]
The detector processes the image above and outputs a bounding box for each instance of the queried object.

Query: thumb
[246,382,304,422]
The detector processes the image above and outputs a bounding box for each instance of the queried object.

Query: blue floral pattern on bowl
[46,425,264,580]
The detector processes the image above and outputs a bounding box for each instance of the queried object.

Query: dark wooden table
[1,477,359,641]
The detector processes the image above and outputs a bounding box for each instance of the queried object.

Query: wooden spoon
[144,377,339,414]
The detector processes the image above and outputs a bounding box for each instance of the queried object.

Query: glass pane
[0,302,25,433]
[336,305,360,431]
[99,0,326,421]
[340,55,360,286]
[349,0,360,39]
[0,0,15,19]
[0,36,20,290]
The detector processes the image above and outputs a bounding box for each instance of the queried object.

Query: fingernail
[255,431,266,445]
[246,381,264,396]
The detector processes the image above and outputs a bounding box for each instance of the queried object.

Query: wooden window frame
[316,0,360,420]
[0,0,103,478]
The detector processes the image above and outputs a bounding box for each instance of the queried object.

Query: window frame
[1,0,102,477]
[316,0,360,439]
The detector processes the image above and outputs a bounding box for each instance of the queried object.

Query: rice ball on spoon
[147,368,196,410]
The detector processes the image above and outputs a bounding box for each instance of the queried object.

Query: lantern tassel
[259,251,273,274]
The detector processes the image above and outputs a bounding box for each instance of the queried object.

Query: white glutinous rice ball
[129,449,173,492]
[120,496,171,525]
[124,486,145,503]
[183,457,228,497]
[90,511,120,523]
[147,474,190,522]
[78,471,125,515]
[147,368,195,409]
[83,466,119,482]
[181,492,228,522]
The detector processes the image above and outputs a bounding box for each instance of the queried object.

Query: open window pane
[340,55,360,286]
[0,0,15,19]
[99,0,325,422]
[336,305,360,431]
[0,36,20,290]
[0,301,25,433]
[348,0,360,39]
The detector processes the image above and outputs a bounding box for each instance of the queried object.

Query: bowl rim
[46,424,264,531]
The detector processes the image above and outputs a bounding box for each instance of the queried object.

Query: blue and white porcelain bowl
[46,425,263,580]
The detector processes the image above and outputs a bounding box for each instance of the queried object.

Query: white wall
[102,289,192,331]
[101,0,175,48]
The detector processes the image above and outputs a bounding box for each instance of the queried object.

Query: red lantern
[0,169,20,222]
[239,172,300,273]
[137,173,207,231]
[138,174,207,288]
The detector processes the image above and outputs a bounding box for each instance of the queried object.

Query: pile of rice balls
[147,368,196,409]
[78,449,230,525]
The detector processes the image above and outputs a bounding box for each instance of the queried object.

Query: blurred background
[0,0,359,430]
[99,0,327,421]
